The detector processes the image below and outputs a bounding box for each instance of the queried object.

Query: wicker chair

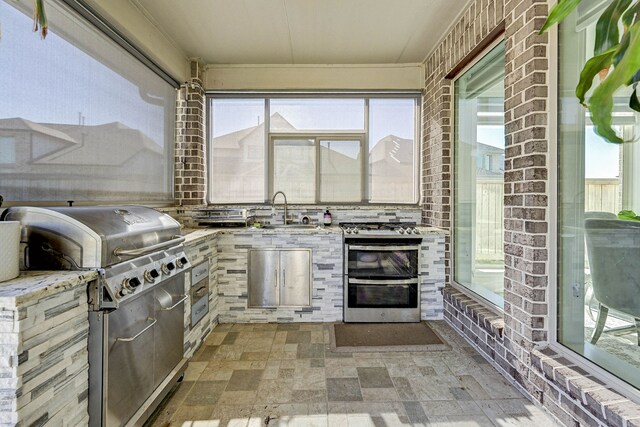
[584,217,640,345]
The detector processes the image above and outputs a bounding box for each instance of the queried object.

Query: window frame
[206,92,421,205]
[450,36,507,312]
[268,134,367,203]
[548,9,640,403]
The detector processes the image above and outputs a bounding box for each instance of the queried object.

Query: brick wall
[424,0,640,426]
[175,59,207,206]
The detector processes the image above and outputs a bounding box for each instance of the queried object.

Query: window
[557,1,640,389]
[453,41,506,308]
[208,96,418,204]
[0,137,16,164]
[0,1,176,203]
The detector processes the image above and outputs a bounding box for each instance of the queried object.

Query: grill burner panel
[339,222,420,237]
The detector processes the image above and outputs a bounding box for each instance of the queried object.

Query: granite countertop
[181,224,446,245]
[181,225,343,244]
[0,270,99,305]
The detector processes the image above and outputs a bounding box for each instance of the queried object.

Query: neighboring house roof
[0,117,78,144]
[33,122,162,166]
[476,142,504,155]
[211,112,296,150]
[370,135,413,164]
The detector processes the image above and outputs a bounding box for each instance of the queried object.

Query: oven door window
[346,244,418,279]
[348,279,418,308]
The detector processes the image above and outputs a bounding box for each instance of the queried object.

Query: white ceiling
[130,0,471,65]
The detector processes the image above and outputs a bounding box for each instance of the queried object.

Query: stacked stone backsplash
[176,206,423,229]
[216,230,344,323]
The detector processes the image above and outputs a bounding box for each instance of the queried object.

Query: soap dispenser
[323,208,332,226]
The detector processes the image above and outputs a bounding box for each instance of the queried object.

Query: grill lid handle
[113,236,185,257]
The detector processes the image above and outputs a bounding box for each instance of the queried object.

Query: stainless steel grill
[2,205,191,427]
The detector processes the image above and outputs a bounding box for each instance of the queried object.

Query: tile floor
[148,321,557,426]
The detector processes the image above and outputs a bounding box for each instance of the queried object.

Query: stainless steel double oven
[342,222,422,322]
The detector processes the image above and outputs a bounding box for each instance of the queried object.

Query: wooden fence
[584,178,621,214]
[476,178,503,262]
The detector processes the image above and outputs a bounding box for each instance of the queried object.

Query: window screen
[0,0,176,203]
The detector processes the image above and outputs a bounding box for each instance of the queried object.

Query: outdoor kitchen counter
[179,225,447,323]
[181,225,341,238]
[0,269,96,425]
[0,269,99,306]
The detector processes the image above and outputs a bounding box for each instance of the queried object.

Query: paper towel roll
[0,222,20,282]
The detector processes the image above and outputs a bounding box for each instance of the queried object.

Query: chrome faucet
[271,191,288,225]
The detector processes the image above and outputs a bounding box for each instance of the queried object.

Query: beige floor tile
[199,367,234,381]
[184,361,209,381]
[148,322,558,427]
[217,390,258,405]
[290,389,327,403]
[327,413,349,427]
[255,379,294,403]
[361,387,400,401]
[170,404,215,424]
[325,365,359,378]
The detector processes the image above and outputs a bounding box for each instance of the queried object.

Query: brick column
[422,0,506,283]
[175,59,207,206]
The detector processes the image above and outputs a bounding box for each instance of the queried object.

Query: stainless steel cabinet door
[280,249,311,306]
[106,291,155,427]
[248,249,279,307]
[154,274,186,389]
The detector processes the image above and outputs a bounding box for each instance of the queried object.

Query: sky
[0,2,172,147]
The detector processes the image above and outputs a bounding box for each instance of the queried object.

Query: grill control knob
[144,270,156,283]
[398,228,405,234]
[345,228,351,234]
[180,257,188,266]
[412,228,420,234]
[353,228,359,234]
[121,278,133,291]
[167,262,176,271]
[161,263,170,275]
[150,269,160,279]
[129,277,141,288]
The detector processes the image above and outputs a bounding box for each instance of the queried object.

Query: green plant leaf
[631,87,640,112]
[618,210,640,221]
[33,0,48,39]
[576,48,616,105]
[614,31,631,65]
[590,21,640,143]
[539,0,583,34]
[595,0,633,55]
[622,1,640,28]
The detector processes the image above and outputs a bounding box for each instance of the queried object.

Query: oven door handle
[113,236,186,257]
[347,245,419,251]
[116,317,156,342]
[160,295,188,311]
[348,278,419,285]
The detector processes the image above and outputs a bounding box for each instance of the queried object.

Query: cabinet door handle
[274,269,278,287]
[282,269,286,287]
[161,295,188,311]
[116,317,156,342]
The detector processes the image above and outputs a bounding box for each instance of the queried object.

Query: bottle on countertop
[323,208,332,226]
